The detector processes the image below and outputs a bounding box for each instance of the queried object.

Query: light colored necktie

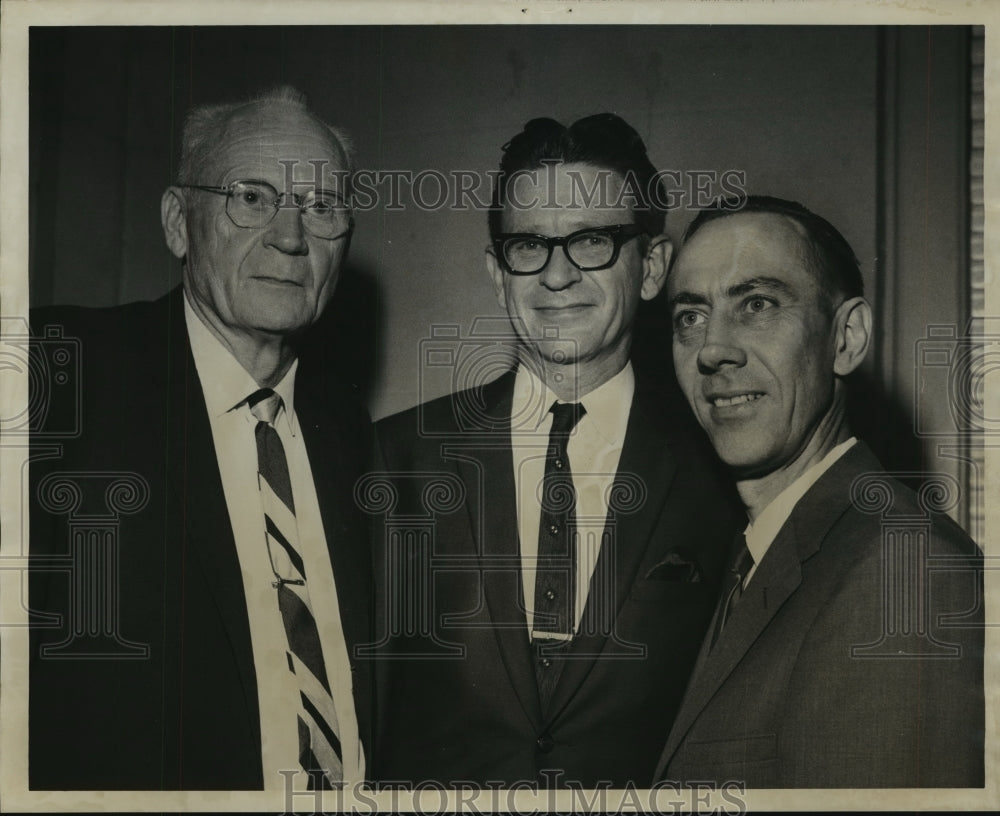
[248,388,342,788]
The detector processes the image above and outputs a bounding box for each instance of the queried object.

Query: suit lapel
[547,378,679,718]
[655,442,877,777]
[453,372,543,727]
[656,529,804,772]
[158,288,261,749]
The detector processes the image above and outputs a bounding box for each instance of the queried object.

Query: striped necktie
[248,388,342,788]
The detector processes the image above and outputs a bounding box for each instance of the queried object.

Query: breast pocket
[628,579,717,605]
[681,733,779,767]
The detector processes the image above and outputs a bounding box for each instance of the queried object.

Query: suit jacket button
[537,735,555,753]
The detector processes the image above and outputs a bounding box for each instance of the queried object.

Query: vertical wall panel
[875,27,973,526]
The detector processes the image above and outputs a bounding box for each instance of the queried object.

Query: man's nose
[696,317,747,373]
[537,246,582,291]
[263,204,309,255]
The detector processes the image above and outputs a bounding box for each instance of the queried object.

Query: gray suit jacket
[654,442,984,787]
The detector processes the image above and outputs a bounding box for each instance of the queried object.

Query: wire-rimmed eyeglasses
[181,179,353,240]
[493,224,645,275]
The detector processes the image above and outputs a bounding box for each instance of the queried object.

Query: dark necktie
[709,534,755,650]
[533,401,585,705]
[248,388,342,788]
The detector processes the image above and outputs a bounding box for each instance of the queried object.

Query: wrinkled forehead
[670,211,819,294]
[207,102,347,187]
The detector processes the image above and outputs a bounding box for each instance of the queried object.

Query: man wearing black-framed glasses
[29,86,372,792]
[373,114,739,787]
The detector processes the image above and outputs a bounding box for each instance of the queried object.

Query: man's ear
[485,245,507,309]
[161,187,188,260]
[640,235,672,301]
[832,296,872,377]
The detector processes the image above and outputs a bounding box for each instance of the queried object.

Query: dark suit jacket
[655,442,984,787]
[369,369,740,787]
[28,286,373,790]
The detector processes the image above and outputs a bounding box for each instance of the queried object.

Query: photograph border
[1,1,996,812]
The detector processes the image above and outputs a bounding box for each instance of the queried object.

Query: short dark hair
[488,114,667,240]
[683,195,864,300]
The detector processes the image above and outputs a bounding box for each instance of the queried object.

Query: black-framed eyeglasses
[493,224,645,275]
[181,179,353,240]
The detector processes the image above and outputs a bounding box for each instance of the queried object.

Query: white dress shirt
[511,363,634,638]
[743,437,858,586]
[184,295,364,789]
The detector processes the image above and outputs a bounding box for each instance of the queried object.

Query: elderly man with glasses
[371,114,739,788]
[29,86,371,792]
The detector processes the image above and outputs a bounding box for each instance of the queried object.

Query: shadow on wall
[847,370,926,476]
[299,259,381,408]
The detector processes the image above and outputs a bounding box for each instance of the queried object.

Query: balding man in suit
[30,86,371,791]
[655,196,983,787]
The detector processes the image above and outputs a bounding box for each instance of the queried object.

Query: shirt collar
[744,436,857,566]
[183,290,298,433]
[511,361,634,443]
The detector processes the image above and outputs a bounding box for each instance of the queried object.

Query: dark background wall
[28,25,976,521]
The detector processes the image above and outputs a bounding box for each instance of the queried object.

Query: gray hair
[176,85,354,185]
